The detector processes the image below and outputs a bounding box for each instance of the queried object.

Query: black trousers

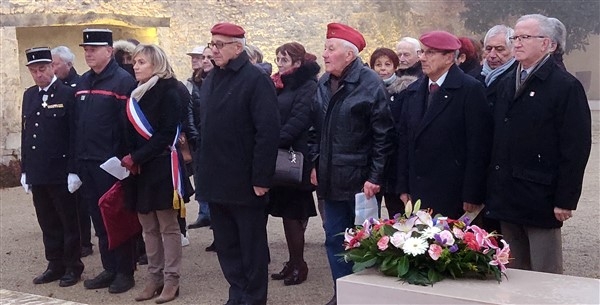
[31,184,84,274]
[78,160,135,275]
[209,201,269,305]
[76,192,93,248]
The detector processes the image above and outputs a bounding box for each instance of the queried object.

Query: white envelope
[99,156,130,180]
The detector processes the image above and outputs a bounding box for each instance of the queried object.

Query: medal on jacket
[41,94,48,108]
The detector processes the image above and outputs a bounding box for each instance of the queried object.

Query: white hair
[484,25,514,49]
[548,17,566,54]
[397,37,421,52]
[51,46,75,64]
[232,37,246,46]
[516,14,554,37]
[338,39,359,56]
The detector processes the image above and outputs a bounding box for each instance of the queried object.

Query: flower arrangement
[343,200,510,286]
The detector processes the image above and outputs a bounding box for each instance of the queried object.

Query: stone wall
[1,0,598,186]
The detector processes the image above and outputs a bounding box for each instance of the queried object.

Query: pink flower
[452,227,465,239]
[438,230,455,246]
[390,231,409,248]
[489,239,511,272]
[377,235,390,251]
[469,225,499,250]
[428,244,442,260]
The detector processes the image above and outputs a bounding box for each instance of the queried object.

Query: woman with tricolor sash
[120,44,183,304]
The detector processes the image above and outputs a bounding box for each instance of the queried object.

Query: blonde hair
[132,44,175,79]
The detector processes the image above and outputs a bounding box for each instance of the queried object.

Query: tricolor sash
[126,97,186,217]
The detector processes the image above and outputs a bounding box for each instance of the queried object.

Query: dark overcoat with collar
[21,79,76,185]
[195,52,280,206]
[476,61,519,109]
[394,64,493,219]
[314,58,395,201]
[485,57,592,228]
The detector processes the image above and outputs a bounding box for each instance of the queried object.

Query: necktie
[520,70,528,85]
[427,83,439,108]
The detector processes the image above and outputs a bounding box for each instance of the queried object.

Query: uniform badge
[41,94,48,108]
[80,95,86,101]
[47,103,64,109]
[529,91,535,97]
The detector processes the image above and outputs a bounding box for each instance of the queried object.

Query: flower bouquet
[343,200,510,286]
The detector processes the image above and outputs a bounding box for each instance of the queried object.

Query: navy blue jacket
[395,64,493,219]
[21,78,76,185]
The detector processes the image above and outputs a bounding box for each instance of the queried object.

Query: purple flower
[449,244,459,253]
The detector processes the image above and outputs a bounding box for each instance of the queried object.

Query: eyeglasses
[419,49,449,57]
[207,41,236,49]
[508,35,547,42]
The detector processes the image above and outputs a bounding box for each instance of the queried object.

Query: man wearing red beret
[195,22,280,305]
[393,30,492,222]
[312,22,394,305]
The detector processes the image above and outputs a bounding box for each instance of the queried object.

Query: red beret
[419,30,461,51]
[326,23,366,52]
[210,22,245,38]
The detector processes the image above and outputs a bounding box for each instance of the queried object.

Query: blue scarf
[382,73,397,86]
[481,57,516,87]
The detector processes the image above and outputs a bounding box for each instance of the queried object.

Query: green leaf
[427,268,444,285]
[352,256,378,273]
[397,255,410,276]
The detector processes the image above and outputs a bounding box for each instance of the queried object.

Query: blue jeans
[323,199,355,288]
[197,200,211,221]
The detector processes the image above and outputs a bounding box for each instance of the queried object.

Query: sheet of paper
[458,204,485,224]
[99,156,130,180]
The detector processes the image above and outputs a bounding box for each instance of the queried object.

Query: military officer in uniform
[75,29,137,294]
[20,47,84,287]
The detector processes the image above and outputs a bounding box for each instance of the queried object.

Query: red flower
[463,232,479,251]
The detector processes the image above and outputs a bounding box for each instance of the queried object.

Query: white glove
[67,173,82,193]
[20,173,30,193]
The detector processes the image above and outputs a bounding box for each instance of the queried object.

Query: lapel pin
[530,91,535,97]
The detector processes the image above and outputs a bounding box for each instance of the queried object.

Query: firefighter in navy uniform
[20,47,84,287]
[74,28,138,294]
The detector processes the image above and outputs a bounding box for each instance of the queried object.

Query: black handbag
[273,148,304,186]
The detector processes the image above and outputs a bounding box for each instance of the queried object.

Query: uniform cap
[419,30,462,51]
[326,23,366,52]
[210,23,245,38]
[186,46,206,56]
[25,47,52,66]
[79,29,113,46]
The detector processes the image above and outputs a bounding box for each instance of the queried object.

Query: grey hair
[51,46,75,64]
[335,38,359,57]
[484,25,514,48]
[233,37,246,47]
[548,17,566,54]
[398,37,421,52]
[453,50,460,60]
[244,44,263,63]
[516,14,554,37]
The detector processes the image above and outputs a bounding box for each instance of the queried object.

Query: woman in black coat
[268,42,319,286]
[121,44,182,303]
[369,47,418,219]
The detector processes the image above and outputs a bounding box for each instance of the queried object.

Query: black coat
[395,64,493,219]
[126,77,182,213]
[486,57,592,228]
[21,79,76,185]
[475,61,518,109]
[385,75,418,193]
[74,59,137,163]
[314,58,395,201]
[61,67,80,88]
[396,62,424,78]
[276,61,320,189]
[196,52,280,206]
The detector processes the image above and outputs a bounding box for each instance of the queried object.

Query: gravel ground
[1,112,598,305]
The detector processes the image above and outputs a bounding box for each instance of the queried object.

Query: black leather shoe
[59,270,81,287]
[188,218,210,229]
[33,269,64,284]
[108,273,135,294]
[84,270,115,289]
[205,241,216,252]
[325,295,337,305]
[81,246,93,258]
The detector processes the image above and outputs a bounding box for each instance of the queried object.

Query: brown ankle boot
[134,280,163,301]
[155,282,179,304]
